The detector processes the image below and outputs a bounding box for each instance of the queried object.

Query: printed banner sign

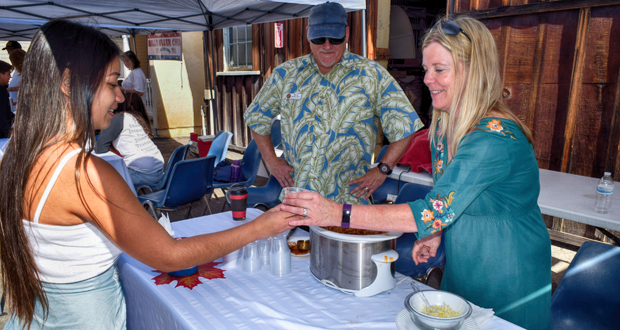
[148,33,182,60]
[275,23,283,48]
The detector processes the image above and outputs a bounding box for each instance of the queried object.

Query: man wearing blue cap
[245,2,420,205]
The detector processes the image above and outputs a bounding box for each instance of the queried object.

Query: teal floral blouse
[407,118,551,329]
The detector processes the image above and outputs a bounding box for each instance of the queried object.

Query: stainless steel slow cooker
[309,226,402,295]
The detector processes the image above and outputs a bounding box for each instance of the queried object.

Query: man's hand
[250,130,294,187]
[348,167,388,200]
[266,158,295,188]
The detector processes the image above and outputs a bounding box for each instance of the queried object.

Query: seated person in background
[96,91,164,188]
[0,60,14,138]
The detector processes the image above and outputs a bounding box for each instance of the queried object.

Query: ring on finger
[365,187,369,191]
[303,208,308,217]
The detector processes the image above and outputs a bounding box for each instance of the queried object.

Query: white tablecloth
[94,151,137,195]
[380,164,620,231]
[118,208,521,330]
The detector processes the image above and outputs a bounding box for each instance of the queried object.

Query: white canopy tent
[1,0,366,137]
[0,0,365,40]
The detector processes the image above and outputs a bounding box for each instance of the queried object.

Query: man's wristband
[342,204,352,228]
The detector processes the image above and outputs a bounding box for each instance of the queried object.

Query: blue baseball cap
[307,2,348,40]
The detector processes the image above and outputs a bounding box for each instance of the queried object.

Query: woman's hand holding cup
[281,189,341,227]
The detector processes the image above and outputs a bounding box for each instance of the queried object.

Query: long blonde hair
[423,16,533,156]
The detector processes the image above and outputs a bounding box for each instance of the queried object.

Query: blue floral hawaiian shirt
[245,50,420,204]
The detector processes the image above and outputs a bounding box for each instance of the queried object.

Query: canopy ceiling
[0,0,365,40]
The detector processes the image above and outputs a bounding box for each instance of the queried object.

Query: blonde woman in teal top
[282,16,551,329]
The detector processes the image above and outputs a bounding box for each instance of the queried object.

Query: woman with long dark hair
[0,20,296,329]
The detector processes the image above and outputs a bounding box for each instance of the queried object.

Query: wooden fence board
[533,84,563,169]
[501,18,539,85]
[502,83,533,121]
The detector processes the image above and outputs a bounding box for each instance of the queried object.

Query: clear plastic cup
[241,240,262,273]
[259,237,271,267]
[283,187,310,196]
[269,235,291,277]
[222,249,240,268]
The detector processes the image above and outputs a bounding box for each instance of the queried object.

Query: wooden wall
[206,11,367,149]
[455,0,620,241]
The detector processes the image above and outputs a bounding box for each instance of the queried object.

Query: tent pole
[203,30,214,136]
[132,33,137,54]
[362,9,367,58]
[209,29,220,133]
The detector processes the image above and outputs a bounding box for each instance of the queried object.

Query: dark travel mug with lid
[227,184,248,220]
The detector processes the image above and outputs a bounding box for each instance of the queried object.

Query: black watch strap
[378,162,393,175]
[342,204,352,228]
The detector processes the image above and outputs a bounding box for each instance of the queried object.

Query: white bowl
[404,290,472,330]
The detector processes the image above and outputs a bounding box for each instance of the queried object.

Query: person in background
[282,16,551,329]
[8,49,26,113]
[2,40,22,56]
[244,2,420,205]
[0,60,14,138]
[120,50,147,106]
[0,20,297,330]
[96,90,163,189]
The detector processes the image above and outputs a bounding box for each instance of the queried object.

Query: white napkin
[158,212,175,237]
[463,303,494,330]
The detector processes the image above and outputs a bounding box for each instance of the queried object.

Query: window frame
[222,25,253,72]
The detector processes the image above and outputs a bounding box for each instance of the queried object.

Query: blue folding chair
[206,131,233,166]
[549,241,620,330]
[372,145,400,204]
[136,144,189,195]
[213,139,262,212]
[393,183,445,281]
[234,120,284,211]
[227,174,282,211]
[138,155,216,219]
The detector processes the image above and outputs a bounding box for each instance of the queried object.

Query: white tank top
[23,149,122,283]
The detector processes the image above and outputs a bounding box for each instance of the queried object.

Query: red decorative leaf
[151,261,226,290]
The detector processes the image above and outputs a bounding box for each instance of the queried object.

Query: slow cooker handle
[355,250,400,298]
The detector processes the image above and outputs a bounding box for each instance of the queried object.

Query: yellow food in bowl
[420,303,462,318]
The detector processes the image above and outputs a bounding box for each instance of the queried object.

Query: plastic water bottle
[594,172,614,214]
[230,160,241,182]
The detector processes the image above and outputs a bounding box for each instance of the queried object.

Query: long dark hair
[9,49,26,73]
[117,92,152,138]
[0,19,120,328]
[123,50,140,69]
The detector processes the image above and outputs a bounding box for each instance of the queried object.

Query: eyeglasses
[310,36,346,45]
[435,20,472,43]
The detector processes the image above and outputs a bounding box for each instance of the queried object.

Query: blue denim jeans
[128,168,164,187]
[5,265,126,330]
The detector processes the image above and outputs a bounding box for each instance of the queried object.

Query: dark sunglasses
[310,36,346,45]
[434,20,472,42]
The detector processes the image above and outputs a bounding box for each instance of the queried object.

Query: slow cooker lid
[310,226,403,243]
